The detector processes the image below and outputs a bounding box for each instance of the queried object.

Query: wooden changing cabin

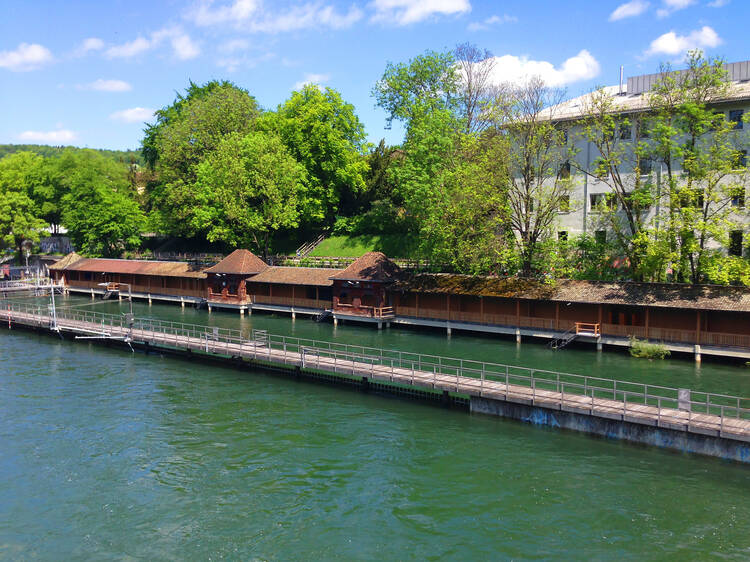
[48,252,207,298]
[245,266,338,310]
[331,252,399,319]
[204,249,267,304]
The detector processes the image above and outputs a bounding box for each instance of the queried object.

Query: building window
[729,109,744,130]
[731,188,746,209]
[595,230,607,245]
[590,193,605,210]
[738,150,747,168]
[619,121,632,140]
[680,189,704,209]
[559,161,571,179]
[558,195,570,212]
[640,158,653,176]
[558,231,568,241]
[730,230,743,257]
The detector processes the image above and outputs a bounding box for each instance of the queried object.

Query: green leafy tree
[0,152,48,259]
[144,81,260,235]
[373,49,460,128]
[261,84,368,225]
[647,51,746,283]
[504,77,572,277]
[59,150,145,257]
[193,132,306,258]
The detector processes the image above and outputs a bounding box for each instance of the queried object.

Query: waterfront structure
[544,60,750,248]
[2,301,748,463]
[47,249,750,359]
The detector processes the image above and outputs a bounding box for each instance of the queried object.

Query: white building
[544,60,750,254]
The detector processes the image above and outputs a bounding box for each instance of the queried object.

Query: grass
[308,234,416,258]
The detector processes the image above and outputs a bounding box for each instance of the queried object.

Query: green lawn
[308,234,416,258]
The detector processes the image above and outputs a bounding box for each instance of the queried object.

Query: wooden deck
[3,305,750,443]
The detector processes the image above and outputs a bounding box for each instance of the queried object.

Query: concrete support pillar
[247,306,252,315]
[148,294,152,306]
[386,322,391,329]
[240,308,244,316]
[118,293,122,302]
[333,317,338,326]
[208,304,212,313]
[596,338,603,352]
[446,324,452,337]
[695,344,702,363]
[91,288,95,300]
[291,310,296,320]
[180,297,185,308]
[515,328,521,343]
[377,322,382,330]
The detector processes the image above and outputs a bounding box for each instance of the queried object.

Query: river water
[1,295,749,558]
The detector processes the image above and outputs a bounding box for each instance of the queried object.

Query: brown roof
[393,274,750,313]
[49,252,84,270]
[55,257,207,278]
[246,266,340,287]
[204,249,267,275]
[330,252,400,282]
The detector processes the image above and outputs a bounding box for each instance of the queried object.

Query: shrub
[629,336,670,359]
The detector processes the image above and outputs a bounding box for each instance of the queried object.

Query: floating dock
[2,300,749,463]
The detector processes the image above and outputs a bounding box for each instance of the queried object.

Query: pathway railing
[2,299,749,432]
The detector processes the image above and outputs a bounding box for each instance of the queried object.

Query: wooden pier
[2,300,750,460]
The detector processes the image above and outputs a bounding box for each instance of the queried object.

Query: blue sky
[0,0,743,150]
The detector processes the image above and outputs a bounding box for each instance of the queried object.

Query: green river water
[1,295,749,559]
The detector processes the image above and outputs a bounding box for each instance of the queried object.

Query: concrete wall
[470,395,750,463]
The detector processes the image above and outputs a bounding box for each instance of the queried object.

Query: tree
[504,77,571,276]
[373,49,460,129]
[261,84,368,225]
[193,132,306,258]
[576,88,657,280]
[453,42,502,134]
[59,150,145,257]
[143,81,260,235]
[0,152,48,259]
[647,51,745,283]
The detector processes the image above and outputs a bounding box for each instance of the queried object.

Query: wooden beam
[480,297,484,323]
[416,292,420,318]
[645,308,650,338]
[516,299,520,327]
[696,310,701,345]
[555,302,560,331]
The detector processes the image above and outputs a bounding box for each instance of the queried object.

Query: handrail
[2,299,749,432]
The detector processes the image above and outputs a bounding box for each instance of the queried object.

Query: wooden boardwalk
[3,306,750,443]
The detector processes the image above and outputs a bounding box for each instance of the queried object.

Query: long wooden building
[48,250,750,359]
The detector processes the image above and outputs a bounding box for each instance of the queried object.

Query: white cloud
[645,26,721,56]
[188,0,259,26]
[18,129,76,143]
[171,33,200,60]
[106,37,151,58]
[467,14,516,31]
[78,79,132,92]
[656,0,695,17]
[109,107,155,123]
[0,42,53,71]
[76,37,105,56]
[219,39,250,53]
[609,1,649,21]
[105,27,199,60]
[187,0,362,32]
[216,51,274,72]
[370,0,471,25]
[708,0,729,6]
[294,72,330,90]
[485,50,600,88]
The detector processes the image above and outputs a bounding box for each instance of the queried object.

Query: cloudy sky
[0,0,742,150]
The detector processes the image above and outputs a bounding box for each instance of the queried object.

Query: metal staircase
[549,327,578,350]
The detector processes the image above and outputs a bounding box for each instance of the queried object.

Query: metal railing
[2,299,749,435]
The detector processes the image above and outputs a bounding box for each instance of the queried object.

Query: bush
[629,336,670,359]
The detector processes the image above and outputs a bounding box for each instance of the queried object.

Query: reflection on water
[0,327,749,558]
